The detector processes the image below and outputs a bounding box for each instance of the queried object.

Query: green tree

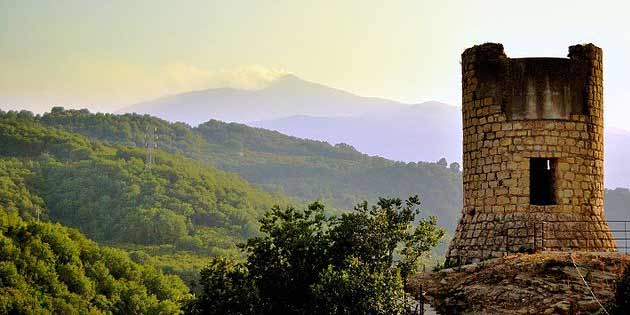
[312,257,406,315]
[329,196,445,284]
[436,157,448,168]
[184,257,256,315]
[244,202,330,313]
[187,196,445,314]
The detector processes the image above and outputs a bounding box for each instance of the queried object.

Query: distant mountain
[250,101,462,165]
[122,74,410,125]
[123,74,630,190]
[252,104,630,190]
[605,128,630,189]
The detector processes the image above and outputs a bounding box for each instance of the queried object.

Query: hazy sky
[1,0,630,130]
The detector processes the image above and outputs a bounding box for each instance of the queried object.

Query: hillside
[120,74,630,189]
[10,108,630,235]
[0,110,288,285]
[0,167,189,314]
[36,108,464,233]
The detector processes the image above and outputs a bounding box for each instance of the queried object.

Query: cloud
[161,64,289,92]
[0,58,290,113]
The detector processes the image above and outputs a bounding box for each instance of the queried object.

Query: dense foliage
[0,111,287,286]
[185,196,445,315]
[35,108,463,232]
[31,108,630,231]
[0,181,189,314]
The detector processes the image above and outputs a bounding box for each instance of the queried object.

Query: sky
[1,0,630,130]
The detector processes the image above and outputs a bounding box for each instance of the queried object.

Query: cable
[569,253,610,315]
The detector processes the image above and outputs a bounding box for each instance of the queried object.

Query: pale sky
[1,0,630,130]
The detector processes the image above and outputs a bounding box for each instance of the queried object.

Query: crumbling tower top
[448,43,613,264]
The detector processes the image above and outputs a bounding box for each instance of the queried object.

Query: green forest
[0,111,291,288]
[36,107,464,232]
[0,159,189,314]
[0,210,190,314]
[31,108,630,230]
[0,108,461,313]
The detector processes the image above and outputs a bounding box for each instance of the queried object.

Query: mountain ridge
[119,74,630,189]
[30,108,464,234]
[121,74,411,125]
[250,100,462,165]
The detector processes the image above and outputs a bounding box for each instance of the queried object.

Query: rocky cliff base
[409,252,630,314]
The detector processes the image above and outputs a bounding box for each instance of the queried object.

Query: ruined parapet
[447,43,615,264]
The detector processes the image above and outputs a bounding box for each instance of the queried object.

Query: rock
[552,301,571,315]
[409,253,630,315]
[577,300,600,312]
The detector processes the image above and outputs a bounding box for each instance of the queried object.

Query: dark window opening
[530,158,557,205]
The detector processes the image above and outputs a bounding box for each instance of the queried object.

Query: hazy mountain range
[250,101,462,165]
[123,74,409,125]
[122,74,630,189]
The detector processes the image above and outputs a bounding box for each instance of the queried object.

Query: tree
[328,196,445,284]
[449,162,460,172]
[186,196,445,314]
[312,257,406,315]
[243,202,330,313]
[437,157,448,167]
[183,257,256,315]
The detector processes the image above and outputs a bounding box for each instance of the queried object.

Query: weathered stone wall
[446,43,615,264]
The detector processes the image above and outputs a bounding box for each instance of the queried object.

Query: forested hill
[0,156,190,313]
[0,111,289,284]
[0,109,456,313]
[0,200,189,314]
[35,107,464,232]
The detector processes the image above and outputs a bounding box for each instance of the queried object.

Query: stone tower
[447,43,616,264]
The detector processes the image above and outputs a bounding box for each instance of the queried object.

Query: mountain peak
[122,73,409,125]
[274,73,301,82]
[267,74,309,88]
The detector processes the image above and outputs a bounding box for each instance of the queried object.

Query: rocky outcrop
[409,253,630,314]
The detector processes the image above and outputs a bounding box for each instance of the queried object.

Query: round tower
[447,43,615,264]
